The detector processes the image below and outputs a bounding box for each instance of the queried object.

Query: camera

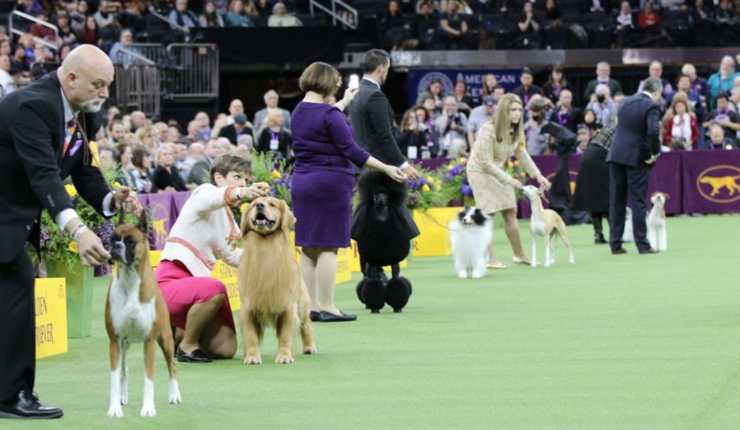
[451,112,464,125]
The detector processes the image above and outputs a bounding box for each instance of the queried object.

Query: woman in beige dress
[466,93,551,267]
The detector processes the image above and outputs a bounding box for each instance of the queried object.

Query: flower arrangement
[249,151,291,205]
[406,164,460,210]
[504,156,530,198]
[39,169,119,273]
[437,157,475,208]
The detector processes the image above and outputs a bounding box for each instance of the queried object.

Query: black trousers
[608,163,651,252]
[591,212,609,237]
[0,251,35,403]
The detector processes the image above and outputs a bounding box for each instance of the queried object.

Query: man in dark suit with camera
[607,77,662,255]
[0,45,139,420]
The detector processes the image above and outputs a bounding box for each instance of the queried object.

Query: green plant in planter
[438,157,476,208]
[406,167,455,211]
[505,157,530,200]
[249,151,291,205]
[37,167,121,338]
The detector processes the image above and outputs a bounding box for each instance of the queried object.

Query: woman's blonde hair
[135,125,154,143]
[490,93,526,150]
[266,109,283,128]
[400,109,417,131]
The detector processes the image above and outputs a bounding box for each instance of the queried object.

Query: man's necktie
[62,117,78,159]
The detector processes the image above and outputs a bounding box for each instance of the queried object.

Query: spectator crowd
[405,56,740,159]
[87,88,294,194]
[79,54,739,199]
[0,0,306,83]
[375,0,740,50]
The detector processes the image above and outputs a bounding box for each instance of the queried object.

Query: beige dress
[466,122,542,214]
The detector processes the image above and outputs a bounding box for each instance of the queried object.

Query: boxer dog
[105,214,182,417]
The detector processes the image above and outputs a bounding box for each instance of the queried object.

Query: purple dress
[290,102,370,248]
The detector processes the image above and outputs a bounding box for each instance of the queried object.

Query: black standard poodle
[351,171,420,313]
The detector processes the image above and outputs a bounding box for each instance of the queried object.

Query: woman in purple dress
[291,62,406,322]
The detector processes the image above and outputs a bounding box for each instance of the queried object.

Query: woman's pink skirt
[155,260,236,331]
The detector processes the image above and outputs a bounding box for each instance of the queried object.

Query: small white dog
[521,185,574,267]
[646,192,668,251]
[449,207,493,279]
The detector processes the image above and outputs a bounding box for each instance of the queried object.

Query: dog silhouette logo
[696,165,740,204]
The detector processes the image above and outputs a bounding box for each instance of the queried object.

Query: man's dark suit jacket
[0,72,110,263]
[218,124,254,145]
[607,93,661,168]
[349,79,406,167]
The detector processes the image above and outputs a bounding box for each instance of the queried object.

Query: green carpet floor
[5,215,740,430]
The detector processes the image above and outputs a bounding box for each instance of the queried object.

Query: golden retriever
[238,196,317,364]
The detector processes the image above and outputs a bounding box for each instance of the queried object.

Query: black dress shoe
[0,391,63,419]
[594,234,607,244]
[310,311,322,322]
[611,248,627,255]
[318,310,357,322]
[639,248,659,254]
[176,347,212,363]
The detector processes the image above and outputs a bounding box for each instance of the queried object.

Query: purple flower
[40,228,50,249]
[449,164,464,177]
[407,193,419,207]
[461,184,473,197]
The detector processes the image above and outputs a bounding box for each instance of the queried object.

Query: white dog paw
[457,271,468,279]
[275,353,295,364]
[168,380,182,405]
[471,271,485,279]
[140,404,157,418]
[244,355,262,365]
[107,404,124,418]
[303,345,318,355]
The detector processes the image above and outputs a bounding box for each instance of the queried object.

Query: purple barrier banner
[138,151,738,245]
[145,193,176,250]
[137,194,149,209]
[647,152,683,214]
[172,191,192,215]
[682,150,740,213]
[418,151,740,217]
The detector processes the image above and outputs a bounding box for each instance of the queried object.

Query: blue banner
[407,69,522,106]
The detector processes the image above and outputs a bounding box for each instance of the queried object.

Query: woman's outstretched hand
[385,165,408,183]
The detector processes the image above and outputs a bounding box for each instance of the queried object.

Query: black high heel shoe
[318,310,357,322]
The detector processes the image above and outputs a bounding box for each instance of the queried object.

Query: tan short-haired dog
[105,216,181,417]
[521,185,575,267]
[239,197,317,365]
